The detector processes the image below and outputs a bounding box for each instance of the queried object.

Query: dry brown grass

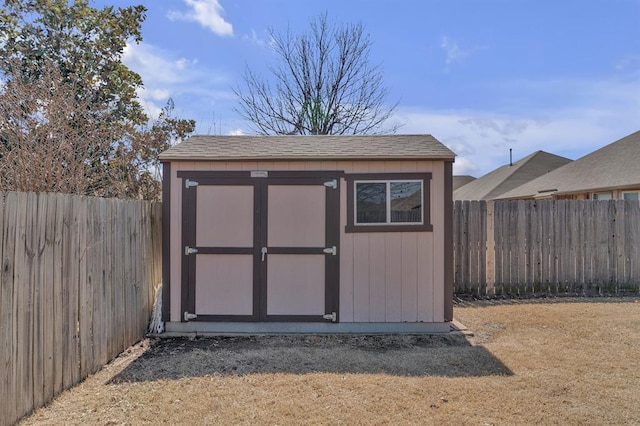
[21,298,640,425]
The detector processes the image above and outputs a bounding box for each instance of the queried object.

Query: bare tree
[0,61,116,195]
[234,13,400,135]
[0,60,194,199]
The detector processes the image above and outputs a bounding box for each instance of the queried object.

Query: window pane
[356,182,387,223]
[623,192,639,200]
[593,191,612,200]
[390,181,422,223]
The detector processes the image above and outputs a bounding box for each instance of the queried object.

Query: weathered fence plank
[495,201,504,290]
[78,196,92,380]
[0,193,12,424]
[454,199,640,296]
[485,201,496,295]
[70,195,82,388]
[33,193,47,410]
[15,192,33,420]
[1,193,161,426]
[52,194,64,397]
[42,194,56,406]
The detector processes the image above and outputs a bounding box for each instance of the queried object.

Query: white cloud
[123,43,195,86]
[615,54,640,73]
[142,88,172,101]
[123,42,232,121]
[136,89,164,120]
[242,29,267,47]
[168,0,233,36]
[394,76,639,176]
[440,36,468,67]
[229,128,245,135]
[123,42,197,119]
[439,36,486,72]
[122,41,243,132]
[176,57,198,70]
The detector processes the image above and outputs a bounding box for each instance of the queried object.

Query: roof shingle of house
[497,130,640,199]
[453,150,572,201]
[453,175,477,190]
[158,134,455,161]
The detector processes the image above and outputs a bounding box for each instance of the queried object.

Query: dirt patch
[21,298,640,425]
[106,333,509,382]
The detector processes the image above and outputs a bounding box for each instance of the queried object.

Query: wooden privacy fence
[454,199,640,296]
[0,192,162,426]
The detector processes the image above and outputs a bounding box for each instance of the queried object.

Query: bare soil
[21,297,640,425]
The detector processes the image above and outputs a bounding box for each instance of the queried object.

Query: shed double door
[180,171,340,322]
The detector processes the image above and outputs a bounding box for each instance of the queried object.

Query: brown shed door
[180,172,340,322]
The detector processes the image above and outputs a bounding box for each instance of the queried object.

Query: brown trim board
[266,315,328,322]
[161,162,171,321]
[444,161,454,322]
[326,176,340,321]
[253,180,262,321]
[258,180,268,321]
[177,170,344,180]
[193,315,256,322]
[181,179,198,321]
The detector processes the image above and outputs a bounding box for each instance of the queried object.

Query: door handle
[261,247,267,262]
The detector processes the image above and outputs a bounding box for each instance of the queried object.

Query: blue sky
[95,0,639,176]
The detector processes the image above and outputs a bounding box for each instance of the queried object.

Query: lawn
[21,298,640,425]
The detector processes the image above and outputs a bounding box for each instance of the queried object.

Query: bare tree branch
[234,13,401,135]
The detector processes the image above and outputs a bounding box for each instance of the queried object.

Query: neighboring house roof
[497,130,640,200]
[453,175,476,190]
[159,134,455,161]
[453,151,572,200]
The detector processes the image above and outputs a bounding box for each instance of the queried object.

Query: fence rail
[0,192,161,426]
[454,199,640,296]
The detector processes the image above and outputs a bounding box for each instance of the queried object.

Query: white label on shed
[251,171,269,178]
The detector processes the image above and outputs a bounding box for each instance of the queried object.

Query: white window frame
[353,179,424,226]
[592,191,613,200]
[622,190,640,200]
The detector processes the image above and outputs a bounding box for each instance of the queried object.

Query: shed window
[623,191,639,200]
[346,173,433,233]
[356,181,423,224]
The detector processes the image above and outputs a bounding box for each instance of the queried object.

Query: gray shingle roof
[158,134,455,161]
[497,130,640,199]
[453,175,477,190]
[453,151,572,201]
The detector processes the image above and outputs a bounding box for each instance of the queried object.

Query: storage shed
[159,135,455,333]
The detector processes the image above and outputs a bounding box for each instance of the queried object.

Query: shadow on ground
[109,334,512,382]
[455,294,639,307]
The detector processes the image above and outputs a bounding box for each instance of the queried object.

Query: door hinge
[323,246,337,255]
[323,179,338,189]
[184,246,198,255]
[323,312,337,322]
[185,179,199,188]
[184,311,197,321]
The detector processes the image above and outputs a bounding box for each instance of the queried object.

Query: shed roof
[497,130,640,199]
[453,150,572,201]
[158,134,455,161]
